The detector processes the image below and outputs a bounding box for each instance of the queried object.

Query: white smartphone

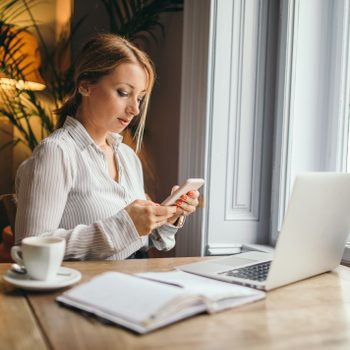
[161,178,205,206]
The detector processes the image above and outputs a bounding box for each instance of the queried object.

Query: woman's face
[80,63,148,134]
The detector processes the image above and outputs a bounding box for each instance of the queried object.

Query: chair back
[0,194,17,236]
[0,194,17,262]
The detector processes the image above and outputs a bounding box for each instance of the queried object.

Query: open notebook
[57,271,265,334]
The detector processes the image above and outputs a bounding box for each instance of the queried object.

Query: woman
[15,34,200,260]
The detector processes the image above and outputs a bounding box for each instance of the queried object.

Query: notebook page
[137,271,262,300]
[58,272,192,324]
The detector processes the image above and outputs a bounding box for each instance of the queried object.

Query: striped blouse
[15,116,179,260]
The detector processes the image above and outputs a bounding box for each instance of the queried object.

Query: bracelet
[175,215,185,228]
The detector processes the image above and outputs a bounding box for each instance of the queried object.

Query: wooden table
[1,257,350,350]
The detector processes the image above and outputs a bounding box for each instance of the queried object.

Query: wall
[72,0,109,58]
[144,12,183,202]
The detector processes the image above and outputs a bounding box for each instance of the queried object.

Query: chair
[0,194,17,262]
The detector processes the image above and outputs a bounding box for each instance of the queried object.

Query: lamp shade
[0,26,46,91]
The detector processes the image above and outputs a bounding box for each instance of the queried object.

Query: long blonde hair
[56,33,155,152]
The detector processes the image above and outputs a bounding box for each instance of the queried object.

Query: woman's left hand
[166,186,200,225]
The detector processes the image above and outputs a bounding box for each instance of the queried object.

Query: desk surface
[1,257,350,350]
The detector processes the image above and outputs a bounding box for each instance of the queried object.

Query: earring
[79,88,88,96]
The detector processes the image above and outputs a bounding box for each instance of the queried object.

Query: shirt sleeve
[15,141,145,260]
[150,216,186,251]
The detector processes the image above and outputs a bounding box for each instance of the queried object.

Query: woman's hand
[125,200,177,236]
[167,186,200,225]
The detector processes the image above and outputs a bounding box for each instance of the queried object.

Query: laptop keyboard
[220,261,272,282]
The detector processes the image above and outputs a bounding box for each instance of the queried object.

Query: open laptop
[178,173,350,291]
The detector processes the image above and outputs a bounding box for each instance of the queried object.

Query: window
[176,0,350,257]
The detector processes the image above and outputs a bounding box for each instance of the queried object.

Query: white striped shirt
[15,116,179,260]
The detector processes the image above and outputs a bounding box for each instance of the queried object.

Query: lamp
[0,26,46,91]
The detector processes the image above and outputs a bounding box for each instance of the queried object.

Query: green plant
[0,0,75,151]
[101,0,183,45]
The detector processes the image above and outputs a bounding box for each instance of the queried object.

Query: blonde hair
[55,33,155,152]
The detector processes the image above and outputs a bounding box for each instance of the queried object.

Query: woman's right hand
[125,200,177,236]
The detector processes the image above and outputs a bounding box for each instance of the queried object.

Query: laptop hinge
[206,243,275,256]
[206,244,242,256]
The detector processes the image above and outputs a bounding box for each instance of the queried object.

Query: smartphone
[161,178,205,206]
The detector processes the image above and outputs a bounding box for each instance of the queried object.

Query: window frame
[176,0,350,258]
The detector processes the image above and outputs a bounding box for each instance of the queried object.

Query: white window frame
[176,0,276,257]
[273,0,350,264]
[271,0,350,254]
[176,0,350,258]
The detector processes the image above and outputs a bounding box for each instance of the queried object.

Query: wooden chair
[0,194,17,262]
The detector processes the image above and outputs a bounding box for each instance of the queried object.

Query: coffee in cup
[11,237,66,281]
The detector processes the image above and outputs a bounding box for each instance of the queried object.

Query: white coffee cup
[11,237,66,281]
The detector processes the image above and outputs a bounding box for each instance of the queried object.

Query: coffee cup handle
[11,246,24,265]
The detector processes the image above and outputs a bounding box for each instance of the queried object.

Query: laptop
[178,173,350,291]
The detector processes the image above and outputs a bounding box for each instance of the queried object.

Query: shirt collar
[107,132,123,151]
[63,116,123,151]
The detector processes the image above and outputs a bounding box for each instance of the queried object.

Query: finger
[152,218,170,230]
[170,206,184,219]
[153,205,177,217]
[138,200,159,207]
[176,197,199,209]
[187,190,200,199]
[178,194,199,207]
[171,185,180,194]
[176,207,185,216]
[168,212,181,222]
[176,200,195,215]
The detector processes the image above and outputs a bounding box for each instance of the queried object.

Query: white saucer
[3,267,82,291]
